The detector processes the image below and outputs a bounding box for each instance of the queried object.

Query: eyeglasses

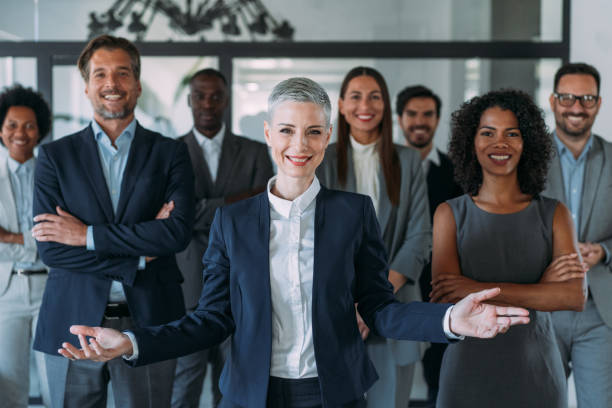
[553,93,599,108]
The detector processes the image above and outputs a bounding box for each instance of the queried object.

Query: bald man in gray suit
[173,68,273,408]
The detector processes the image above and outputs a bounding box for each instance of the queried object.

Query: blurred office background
[0,0,608,406]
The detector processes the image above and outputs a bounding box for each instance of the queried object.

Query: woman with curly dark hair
[430,89,587,407]
[0,84,51,407]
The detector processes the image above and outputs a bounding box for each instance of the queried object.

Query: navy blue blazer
[32,123,194,355]
[131,187,450,407]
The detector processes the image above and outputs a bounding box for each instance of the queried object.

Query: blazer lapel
[579,137,605,238]
[256,193,273,374]
[376,169,392,233]
[344,145,358,192]
[115,124,153,221]
[0,160,19,230]
[214,132,239,195]
[183,131,214,198]
[76,127,114,221]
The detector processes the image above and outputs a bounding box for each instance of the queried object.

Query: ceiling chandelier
[87,0,295,41]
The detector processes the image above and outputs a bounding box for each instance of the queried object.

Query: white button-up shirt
[193,124,225,183]
[268,175,319,378]
[350,135,380,215]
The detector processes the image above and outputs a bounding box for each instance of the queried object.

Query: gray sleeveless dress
[436,194,567,408]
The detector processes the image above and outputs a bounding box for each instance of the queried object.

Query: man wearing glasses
[544,62,612,408]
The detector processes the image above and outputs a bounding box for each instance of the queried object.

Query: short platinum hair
[268,77,331,126]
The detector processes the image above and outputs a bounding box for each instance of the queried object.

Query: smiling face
[188,74,228,138]
[474,106,523,179]
[0,106,39,163]
[399,96,440,149]
[84,48,142,123]
[264,101,331,184]
[550,73,601,141]
[339,75,384,141]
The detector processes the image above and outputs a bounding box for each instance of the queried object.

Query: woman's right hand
[540,253,587,283]
[59,325,134,362]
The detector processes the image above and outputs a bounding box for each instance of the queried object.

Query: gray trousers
[365,340,415,408]
[0,273,49,408]
[171,338,227,408]
[45,316,176,408]
[553,297,612,408]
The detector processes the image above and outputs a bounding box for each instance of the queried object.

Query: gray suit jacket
[316,143,431,365]
[176,130,274,310]
[0,157,46,295]
[543,134,612,327]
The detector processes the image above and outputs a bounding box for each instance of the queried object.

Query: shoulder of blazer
[229,132,268,150]
[394,143,420,169]
[39,126,93,157]
[593,134,612,156]
[0,156,8,179]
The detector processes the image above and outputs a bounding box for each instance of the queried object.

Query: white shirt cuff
[86,226,95,250]
[443,305,465,340]
[122,331,139,361]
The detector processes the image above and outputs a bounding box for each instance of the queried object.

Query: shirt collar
[349,134,378,155]
[267,176,320,218]
[424,147,441,167]
[553,131,593,162]
[193,124,225,150]
[91,118,137,148]
[7,156,35,175]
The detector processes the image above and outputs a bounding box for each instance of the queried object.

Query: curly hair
[0,84,52,145]
[448,89,552,196]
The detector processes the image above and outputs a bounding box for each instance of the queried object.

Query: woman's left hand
[430,274,485,303]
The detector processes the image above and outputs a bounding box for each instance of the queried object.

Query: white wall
[570,0,612,141]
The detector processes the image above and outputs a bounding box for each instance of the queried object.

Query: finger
[33,213,61,223]
[494,305,530,316]
[556,272,586,281]
[431,274,457,285]
[70,325,99,337]
[470,287,501,303]
[167,200,175,210]
[61,342,84,359]
[78,334,93,358]
[58,348,76,360]
[89,338,108,358]
[56,206,69,216]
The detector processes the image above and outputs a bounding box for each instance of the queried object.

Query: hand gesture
[540,253,587,283]
[449,288,530,338]
[59,325,133,362]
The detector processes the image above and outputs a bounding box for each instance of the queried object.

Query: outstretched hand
[58,325,133,362]
[450,288,530,338]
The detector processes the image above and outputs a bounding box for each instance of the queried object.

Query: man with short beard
[396,85,462,406]
[543,62,612,408]
[31,35,194,407]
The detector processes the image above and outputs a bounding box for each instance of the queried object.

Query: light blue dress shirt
[554,132,609,263]
[7,157,46,271]
[85,119,145,302]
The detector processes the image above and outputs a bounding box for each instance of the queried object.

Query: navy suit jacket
[32,123,194,355]
[131,187,450,407]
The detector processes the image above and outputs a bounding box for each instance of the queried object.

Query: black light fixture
[87,0,295,41]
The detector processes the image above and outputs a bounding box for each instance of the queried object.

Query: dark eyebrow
[478,125,496,130]
[307,125,324,130]
[277,123,295,127]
